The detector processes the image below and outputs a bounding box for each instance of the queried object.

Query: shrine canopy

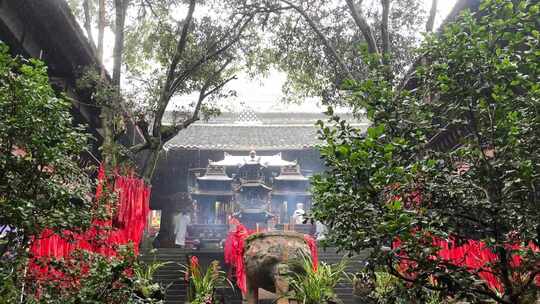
[210,152,296,168]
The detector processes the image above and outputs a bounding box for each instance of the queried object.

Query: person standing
[174,211,191,247]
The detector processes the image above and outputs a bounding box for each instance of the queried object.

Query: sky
[98,0,458,113]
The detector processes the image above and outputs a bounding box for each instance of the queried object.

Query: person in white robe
[292,203,306,225]
[315,221,328,240]
[174,212,191,247]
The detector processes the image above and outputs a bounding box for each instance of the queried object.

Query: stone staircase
[140,247,368,304]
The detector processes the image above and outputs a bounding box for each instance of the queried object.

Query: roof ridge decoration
[210,152,296,167]
[234,103,262,125]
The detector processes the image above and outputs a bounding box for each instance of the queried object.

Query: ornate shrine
[186,151,312,248]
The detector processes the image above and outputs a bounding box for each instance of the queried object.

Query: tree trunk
[142,143,162,182]
[381,0,391,57]
[98,0,106,63]
[82,0,96,50]
[426,0,438,32]
[113,0,129,88]
[101,0,128,172]
[380,0,392,79]
[100,106,116,171]
[346,0,379,56]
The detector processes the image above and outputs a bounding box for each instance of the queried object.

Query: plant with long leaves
[132,259,172,302]
[287,254,347,304]
[182,256,232,304]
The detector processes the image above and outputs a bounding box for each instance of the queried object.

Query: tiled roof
[163,112,360,125]
[164,125,319,150]
[163,112,369,151]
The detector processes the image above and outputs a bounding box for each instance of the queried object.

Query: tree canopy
[0,44,94,298]
[225,0,438,105]
[312,1,540,303]
[67,0,257,180]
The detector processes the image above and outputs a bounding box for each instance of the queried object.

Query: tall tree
[312,1,540,302]
[227,0,439,105]
[123,0,253,180]
[68,1,252,181]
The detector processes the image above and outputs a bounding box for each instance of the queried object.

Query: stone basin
[244,231,310,293]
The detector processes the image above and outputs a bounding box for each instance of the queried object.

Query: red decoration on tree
[393,237,540,293]
[391,187,540,293]
[28,164,151,285]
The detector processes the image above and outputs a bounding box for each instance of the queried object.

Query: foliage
[25,247,166,304]
[182,256,231,304]
[365,271,444,304]
[287,254,347,304]
[27,249,135,304]
[75,67,132,167]
[0,43,93,241]
[0,43,94,301]
[122,1,240,120]
[312,1,540,303]
[72,0,255,180]
[224,0,431,105]
[132,257,171,301]
[0,44,163,304]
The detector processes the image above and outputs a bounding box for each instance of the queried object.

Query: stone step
[143,247,367,304]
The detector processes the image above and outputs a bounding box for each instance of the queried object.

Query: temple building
[150,109,368,248]
[186,151,313,247]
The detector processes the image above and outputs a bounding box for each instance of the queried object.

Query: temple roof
[274,164,309,181]
[163,112,369,151]
[210,152,296,167]
[196,165,232,180]
[196,175,232,181]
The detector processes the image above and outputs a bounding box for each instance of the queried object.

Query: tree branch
[238,2,293,15]
[165,0,197,90]
[162,65,237,143]
[98,0,105,62]
[426,0,438,32]
[168,15,253,97]
[381,0,391,57]
[203,75,237,100]
[129,142,150,154]
[152,0,197,137]
[82,0,96,51]
[279,0,352,78]
[345,0,380,56]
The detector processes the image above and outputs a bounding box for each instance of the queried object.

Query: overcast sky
[99,0,458,113]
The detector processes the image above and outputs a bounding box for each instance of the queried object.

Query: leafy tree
[312,1,540,303]
[66,0,254,181]
[0,45,166,303]
[226,0,442,105]
[122,0,253,180]
[0,44,94,300]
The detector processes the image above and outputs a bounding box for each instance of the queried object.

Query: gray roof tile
[163,112,369,151]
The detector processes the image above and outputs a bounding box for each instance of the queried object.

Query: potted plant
[182,256,231,304]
